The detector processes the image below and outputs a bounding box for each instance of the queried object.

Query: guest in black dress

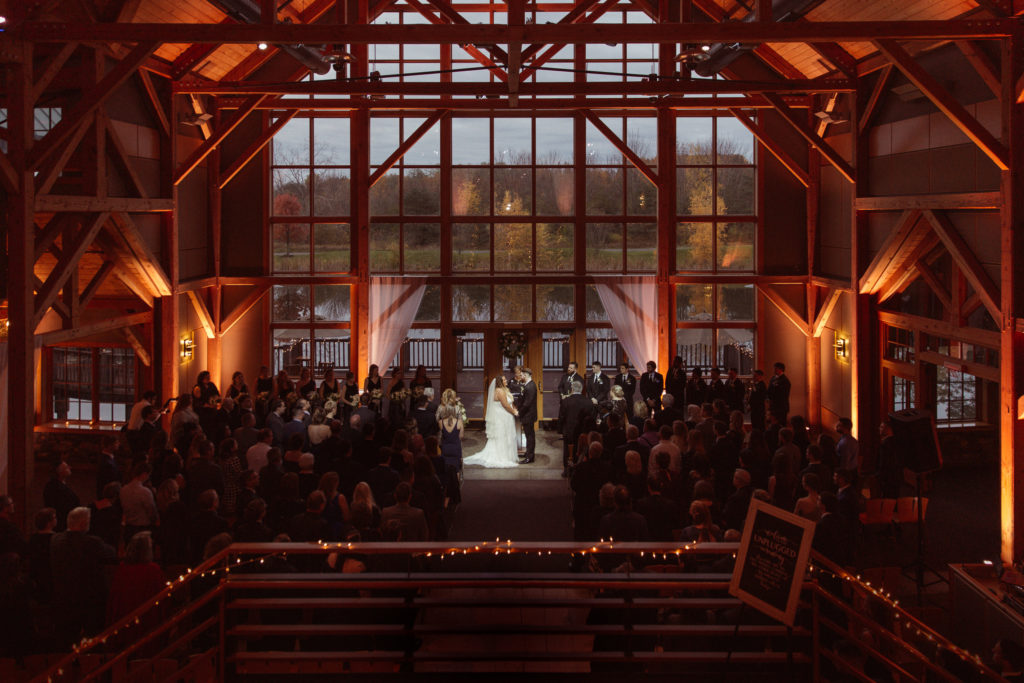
[320,366,342,398]
[227,371,249,400]
[364,364,383,413]
[297,367,317,398]
[341,371,360,420]
[386,369,409,426]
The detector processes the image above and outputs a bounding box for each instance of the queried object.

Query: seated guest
[235,470,260,518]
[381,482,429,542]
[218,439,244,518]
[44,461,80,532]
[189,490,230,565]
[649,424,681,476]
[366,448,400,508]
[622,450,647,503]
[722,468,754,532]
[585,483,617,542]
[270,473,305,532]
[656,393,685,429]
[636,476,681,542]
[814,492,853,568]
[234,412,261,461]
[155,479,189,567]
[283,432,308,474]
[107,531,165,625]
[801,444,834,494]
[319,472,351,540]
[234,498,274,543]
[308,407,331,448]
[710,421,740,503]
[282,406,309,451]
[258,447,284,504]
[602,413,626,459]
[612,425,650,483]
[638,419,660,450]
[412,455,445,540]
[288,491,332,545]
[96,435,121,498]
[185,440,224,510]
[572,442,612,541]
[89,482,123,550]
[121,462,158,543]
[598,485,649,542]
[679,500,723,543]
[297,452,319,500]
[28,507,58,604]
[51,507,116,647]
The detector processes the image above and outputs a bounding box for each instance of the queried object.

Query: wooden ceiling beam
[79,259,117,309]
[369,110,449,188]
[955,40,1002,99]
[34,213,75,262]
[220,285,271,335]
[220,94,795,110]
[875,39,1009,171]
[854,191,1001,211]
[520,0,603,65]
[728,107,809,188]
[102,112,149,198]
[35,196,174,212]
[108,212,172,296]
[808,42,858,80]
[186,290,217,340]
[583,111,659,186]
[922,209,1001,323]
[174,94,269,186]
[14,19,1014,44]
[29,41,158,170]
[34,212,108,328]
[35,110,95,196]
[914,258,952,311]
[122,325,151,366]
[876,310,1000,350]
[859,64,892,135]
[758,285,810,337]
[37,311,153,345]
[32,42,79,104]
[763,92,855,184]
[220,109,300,190]
[403,0,508,82]
[811,288,842,338]
[858,210,921,294]
[137,70,170,137]
[34,276,71,322]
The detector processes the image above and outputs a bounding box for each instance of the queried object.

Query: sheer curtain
[369,277,426,375]
[595,277,659,371]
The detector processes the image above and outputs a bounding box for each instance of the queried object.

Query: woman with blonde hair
[352,482,381,528]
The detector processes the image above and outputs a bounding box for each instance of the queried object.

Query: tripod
[902,471,947,607]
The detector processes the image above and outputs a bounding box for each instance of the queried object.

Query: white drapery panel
[369,277,426,375]
[595,277,659,372]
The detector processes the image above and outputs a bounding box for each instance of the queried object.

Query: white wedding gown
[463,380,519,468]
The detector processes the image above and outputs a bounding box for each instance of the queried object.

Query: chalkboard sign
[729,498,816,626]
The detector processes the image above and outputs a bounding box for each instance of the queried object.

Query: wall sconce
[834,334,848,360]
[180,334,195,362]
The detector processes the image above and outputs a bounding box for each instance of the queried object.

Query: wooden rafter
[35,110,95,195]
[858,210,921,294]
[102,112,149,198]
[506,0,524,107]
[877,229,939,304]
[122,326,152,366]
[35,196,173,212]
[859,64,893,134]
[922,209,1001,322]
[583,111,659,186]
[79,259,116,309]
[34,276,70,321]
[37,311,153,345]
[220,110,300,189]
[33,212,109,328]
[811,288,842,338]
[690,0,804,80]
[220,285,270,335]
[186,290,216,340]
[369,111,449,188]
[763,93,855,184]
[520,0,602,65]
[758,285,810,336]
[403,0,508,83]
[137,70,170,137]
[174,95,269,186]
[955,40,1001,99]
[520,0,619,83]
[108,212,172,296]
[808,42,858,80]
[854,192,1001,211]
[914,258,952,311]
[32,42,79,104]
[877,310,999,349]
[29,41,158,170]
[422,0,510,65]
[875,39,1009,171]
[34,214,73,262]
[728,107,809,188]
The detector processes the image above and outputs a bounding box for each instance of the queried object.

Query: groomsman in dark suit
[586,362,610,405]
[749,369,768,431]
[726,367,746,413]
[557,362,584,400]
[707,367,727,403]
[767,361,792,423]
[638,360,664,413]
[614,363,636,410]
[518,368,538,464]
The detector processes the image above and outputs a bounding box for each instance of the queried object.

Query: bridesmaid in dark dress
[386,369,408,426]
[273,370,295,400]
[364,364,383,413]
[319,367,341,398]
[297,367,317,398]
[438,398,464,503]
[255,366,274,396]
[226,371,249,400]
[341,371,360,420]
[409,365,432,397]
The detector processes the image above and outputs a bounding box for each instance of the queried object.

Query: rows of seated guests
[0,370,457,657]
[567,397,858,570]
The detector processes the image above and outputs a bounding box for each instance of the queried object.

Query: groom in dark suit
[518,368,538,464]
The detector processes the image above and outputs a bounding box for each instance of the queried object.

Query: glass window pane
[493,222,532,271]
[452,223,490,272]
[452,167,489,214]
[535,118,574,165]
[626,117,658,164]
[272,285,311,322]
[272,117,309,163]
[586,223,623,272]
[494,284,532,321]
[451,118,490,164]
[369,169,400,216]
[717,166,755,215]
[416,285,441,322]
[535,167,574,215]
[272,329,310,376]
[676,118,713,162]
[678,166,716,216]
[676,222,713,271]
[626,223,657,272]
[369,223,400,272]
[403,169,440,215]
[537,284,574,321]
[494,118,532,165]
[586,167,623,215]
[718,283,755,321]
[717,222,755,271]
[626,168,656,216]
[536,223,573,272]
[494,168,532,215]
[314,285,350,322]
[676,327,714,371]
[273,169,309,216]
[452,285,491,321]
[272,222,310,272]
[717,116,755,164]
[313,169,351,216]
[404,222,440,271]
[370,117,401,166]
[313,117,350,164]
[676,284,713,321]
[717,327,755,375]
[586,118,623,165]
[314,223,350,272]
[314,330,349,375]
[586,285,608,321]
[403,118,441,164]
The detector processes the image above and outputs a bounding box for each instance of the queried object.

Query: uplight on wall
[180,334,195,362]
[833,334,849,360]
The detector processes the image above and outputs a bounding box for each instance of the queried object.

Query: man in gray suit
[381,482,429,541]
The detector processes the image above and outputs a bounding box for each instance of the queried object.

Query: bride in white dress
[463,375,520,468]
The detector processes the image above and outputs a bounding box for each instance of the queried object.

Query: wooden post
[657,105,676,373]
[806,145,822,429]
[7,44,36,523]
[1000,34,1024,564]
[350,0,370,383]
[208,102,223,388]
[158,91,180,410]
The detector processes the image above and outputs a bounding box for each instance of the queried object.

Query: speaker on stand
[888,408,945,605]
